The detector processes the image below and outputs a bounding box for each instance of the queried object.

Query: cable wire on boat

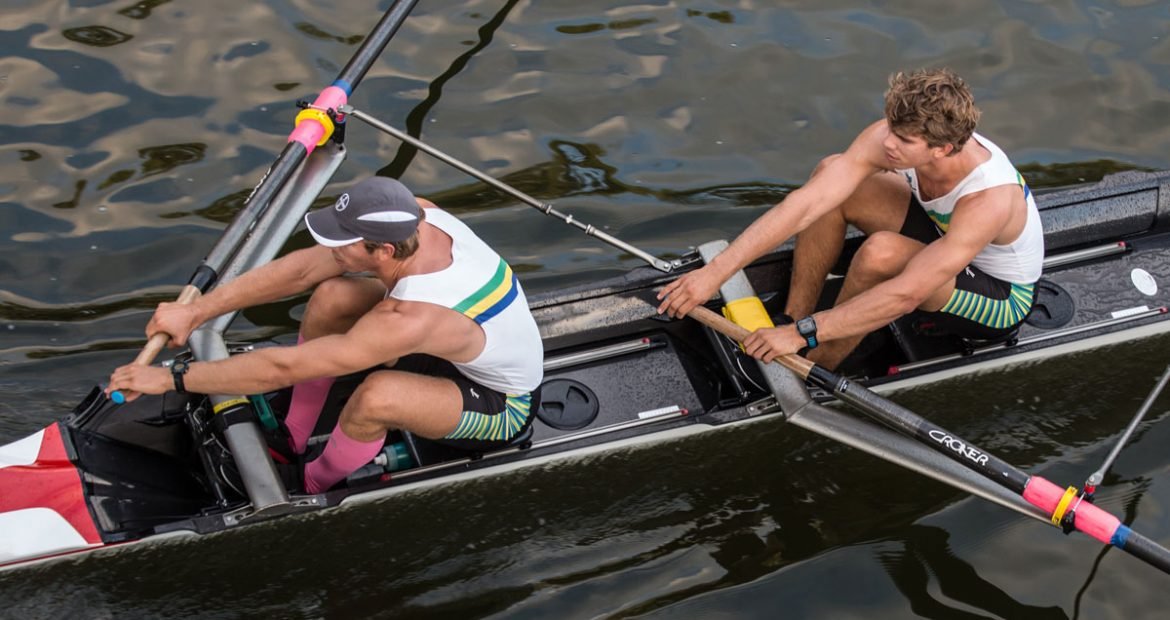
[685,304,1170,575]
[341,104,680,273]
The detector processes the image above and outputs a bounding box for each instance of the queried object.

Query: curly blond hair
[884,68,980,151]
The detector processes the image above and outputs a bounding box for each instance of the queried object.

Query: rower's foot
[274,461,306,495]
[263,417,302,465]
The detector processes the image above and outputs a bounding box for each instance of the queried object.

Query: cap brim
[305,209,361,248]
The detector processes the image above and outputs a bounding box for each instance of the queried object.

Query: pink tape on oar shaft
[1023,476,1121,544]
[287,86,348,153]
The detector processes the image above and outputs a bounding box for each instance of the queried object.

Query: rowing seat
[887,315,1020,362]
[888,277,1072,362]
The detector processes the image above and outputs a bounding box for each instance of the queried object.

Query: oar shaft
[822,369,1032,492]
[690,305,1027,491]
[335,0,421,91]
[1120,528,1170,574]
[202,143,307,272]
[686,304,1170,574]
[208,0,421,276]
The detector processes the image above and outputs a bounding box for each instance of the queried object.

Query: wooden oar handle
[687,305,815,378]
[131,284,203,366]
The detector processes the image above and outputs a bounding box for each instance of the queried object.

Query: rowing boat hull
[3,169,1170,572]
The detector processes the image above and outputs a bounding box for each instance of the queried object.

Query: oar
[111,0,421,402]
[685,303,1170,575]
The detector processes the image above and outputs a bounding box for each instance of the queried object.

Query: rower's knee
[340,375,402,435]
[303,278,370,337]
[850,231,909,280]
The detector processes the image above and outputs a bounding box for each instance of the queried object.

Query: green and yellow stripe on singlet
[1017,170,1032,200]
[452,257,519,325]
[925,171,1031,232]
[926,208,952,232]
[940,282,1035,329]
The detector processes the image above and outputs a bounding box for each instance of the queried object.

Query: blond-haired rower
[659,68,1043,369]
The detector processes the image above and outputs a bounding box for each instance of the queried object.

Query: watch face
[797,317,816,336]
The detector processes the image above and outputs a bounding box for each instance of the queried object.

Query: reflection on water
[3,0,1170,616]
[62,26,133,48]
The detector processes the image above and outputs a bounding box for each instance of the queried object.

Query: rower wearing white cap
[108,176,544,493]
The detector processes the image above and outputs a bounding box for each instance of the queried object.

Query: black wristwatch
[171,359,191,393]
[796,316,819,349]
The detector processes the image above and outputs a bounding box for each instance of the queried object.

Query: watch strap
[796,316,818,349]
[171,360,190,393]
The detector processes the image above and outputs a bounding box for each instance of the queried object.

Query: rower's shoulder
[371,296,455,325]
[953,183,1018,218]
[861,119,892,138]
[842,120,896,170]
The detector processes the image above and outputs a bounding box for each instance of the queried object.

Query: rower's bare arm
[817,189,1013,341]
[706,121,890,279]
[658,122,888,318]
[198,246,344,319]
[180,304,428,394]
[149,246,346,346]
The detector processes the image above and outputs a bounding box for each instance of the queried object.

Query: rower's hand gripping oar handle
[110,285,203,404]
[686,305,815,378]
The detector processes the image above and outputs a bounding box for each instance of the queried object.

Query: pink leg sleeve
[284,335,335,454]
[303,424,385,494]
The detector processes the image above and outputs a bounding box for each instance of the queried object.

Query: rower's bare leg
[808,232,954,370]
[303,371,462,492]
[286,277,386,453]
[786,207,846,320]
[300,276,386,339]
[785,162,915,320]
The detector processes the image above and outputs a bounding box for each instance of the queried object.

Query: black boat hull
[3,170,1169,571]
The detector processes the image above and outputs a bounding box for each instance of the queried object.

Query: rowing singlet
[387,208,544,394]
[897,133,1044,284]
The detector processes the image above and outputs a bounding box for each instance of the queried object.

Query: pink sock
[285,335,335,454]
[303,424,384,494]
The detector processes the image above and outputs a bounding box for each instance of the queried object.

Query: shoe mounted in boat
[274,460,306,495]
[263,417,299,465]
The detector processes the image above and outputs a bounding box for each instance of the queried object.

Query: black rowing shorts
[899,200,1035,340]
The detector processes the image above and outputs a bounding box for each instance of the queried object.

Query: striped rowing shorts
[391,354,536,451]
[931,266,1035,339]
[899,201,1036,339]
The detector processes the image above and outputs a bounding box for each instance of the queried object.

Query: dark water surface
[3,0,1170,617]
